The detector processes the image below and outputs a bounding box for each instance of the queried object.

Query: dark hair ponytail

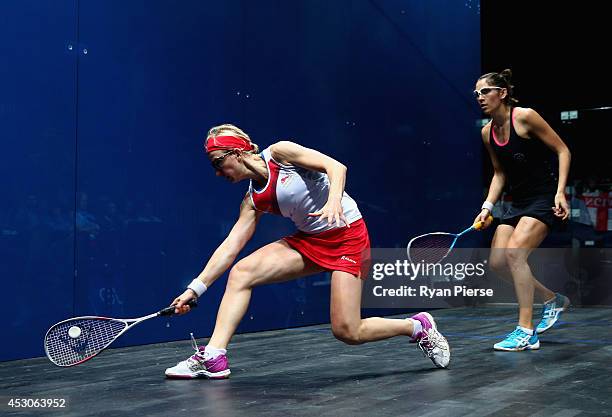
[478,69,519,105]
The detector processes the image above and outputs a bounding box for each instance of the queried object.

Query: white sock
[409,319,422,338]
[519,326,533,335]
[204,345,227,359]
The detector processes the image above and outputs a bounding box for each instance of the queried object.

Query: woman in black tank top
[473,70,572,351]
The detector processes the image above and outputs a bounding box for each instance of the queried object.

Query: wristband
[187,279,208,297]
[481,201,494,212]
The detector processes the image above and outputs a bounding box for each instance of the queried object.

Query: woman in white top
[164,124,450,379]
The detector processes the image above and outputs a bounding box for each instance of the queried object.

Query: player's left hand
[552,192,569,220]
[308,198,349,228]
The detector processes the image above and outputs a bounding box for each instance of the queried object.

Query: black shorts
[501,192,557,228]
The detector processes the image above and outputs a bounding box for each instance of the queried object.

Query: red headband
[205,135,254,153]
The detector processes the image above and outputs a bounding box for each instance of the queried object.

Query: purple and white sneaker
[165,334,231,379]
[409,312,451,368]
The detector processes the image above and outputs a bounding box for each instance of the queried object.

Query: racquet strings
[408,233,456,264]
[45,318,126,366]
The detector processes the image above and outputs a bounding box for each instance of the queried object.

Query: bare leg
[504,217,550,329]
[208,240,324,349]
[329,271,413,344]
[489,224,555,302]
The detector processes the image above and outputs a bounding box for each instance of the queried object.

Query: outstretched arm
[173,193,262,313]
[270,140,349,227]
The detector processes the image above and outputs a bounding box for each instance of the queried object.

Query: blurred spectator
[579,175,610,232]
[76,193,100,235]
[48,206,72,233]
[14,194,43,231]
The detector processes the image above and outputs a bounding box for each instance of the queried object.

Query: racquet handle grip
[159,299,198,316]
[474,215,493,230]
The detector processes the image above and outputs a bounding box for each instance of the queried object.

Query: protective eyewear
[211,151,234,170]
[473,86,503,98]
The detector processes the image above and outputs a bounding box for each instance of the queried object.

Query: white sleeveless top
[248,147,362,233]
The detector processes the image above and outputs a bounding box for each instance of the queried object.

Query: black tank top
[489,108,557,201]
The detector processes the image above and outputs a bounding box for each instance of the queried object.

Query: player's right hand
[171,289,197,315]
[474,209,493,230]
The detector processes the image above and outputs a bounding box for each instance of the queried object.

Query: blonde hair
[206,123,259,153]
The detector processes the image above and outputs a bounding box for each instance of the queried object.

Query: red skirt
[283,218,371,279]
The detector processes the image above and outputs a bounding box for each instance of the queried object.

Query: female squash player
[165,124,451,378]
[474,70,571,351]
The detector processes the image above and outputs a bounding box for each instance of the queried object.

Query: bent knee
[227,261,256,290]
[331,322,362,345]
[504,247,528,268]
[488,254,507,273]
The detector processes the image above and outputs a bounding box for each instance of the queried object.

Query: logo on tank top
[340,255,357,264]
[279,174,293,187]
[513,152,526,163]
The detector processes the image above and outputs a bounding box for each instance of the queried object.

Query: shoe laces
[188,332,206,363]
[506,328,522,339]
[418,329,448,358]
[190,332,200,352]
[505,328,532,343]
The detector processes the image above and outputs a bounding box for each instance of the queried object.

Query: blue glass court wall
[0,0,481,361]
[0,1,78,362]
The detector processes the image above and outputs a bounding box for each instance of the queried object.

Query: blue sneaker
[536,293,570,334]
[493,327,539,351]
